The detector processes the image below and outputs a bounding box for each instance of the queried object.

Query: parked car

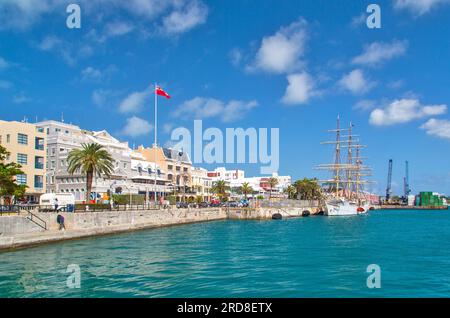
[197,202,209,208]
[224,201,239,208]
[176,202,189,209]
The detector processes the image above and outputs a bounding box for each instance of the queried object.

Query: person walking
[54,197,59,212]
[56,214,65,230]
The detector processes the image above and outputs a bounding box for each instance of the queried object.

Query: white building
[191,167,213,201]
[207,167,245,181]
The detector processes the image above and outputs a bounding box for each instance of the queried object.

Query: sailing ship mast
[316,116,373,202]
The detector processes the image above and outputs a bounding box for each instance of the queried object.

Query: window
[17,153,27,165]
[35,156,44,169]
[18,133,28,145]
[34,175,44,189]
[168,165,173,170]
[6,134,10,143]
[16,174,27,185]
[35,137,44,150]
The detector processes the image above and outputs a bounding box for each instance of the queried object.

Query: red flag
[156,86,170,99]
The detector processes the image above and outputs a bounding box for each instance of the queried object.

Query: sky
[1,0,450,195]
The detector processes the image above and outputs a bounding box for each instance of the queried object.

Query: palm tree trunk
[86,170,93,203]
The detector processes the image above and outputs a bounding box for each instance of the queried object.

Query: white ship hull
[326,199,370,216]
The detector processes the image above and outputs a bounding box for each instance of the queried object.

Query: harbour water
[1,209,449,298]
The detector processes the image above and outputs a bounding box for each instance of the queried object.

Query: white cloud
[118,88,151,113]
[172,97,258,123]
[101,21,134,41]
[92,89,112,107]
[81,65,117,82]
[37,35,77,65]
[338,69,375,95]
[350,13,366,28]
[121,116,153,137]
[281,72,318,105]
[12,92,31,104]
[229,48,243,67]
[161,0,208,35]
[369,98,447,126]
[352,40,408,67]
[393,0,450,15]
[81,67,102,81]
[354,99,377,111]
[0,1,208,36]
[420,118,450,140]
[249,18,308,74]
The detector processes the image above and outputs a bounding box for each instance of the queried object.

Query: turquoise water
[1,209,450,298]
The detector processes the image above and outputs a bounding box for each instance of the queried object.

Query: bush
[111,194,145,205]
[167,195,177,205]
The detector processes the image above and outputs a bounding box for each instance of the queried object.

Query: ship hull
[326,200,370,216]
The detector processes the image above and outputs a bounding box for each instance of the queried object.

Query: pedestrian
[54,197,59,212]
[56,214,65,230]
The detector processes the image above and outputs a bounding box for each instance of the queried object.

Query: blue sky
[1,0,450,195]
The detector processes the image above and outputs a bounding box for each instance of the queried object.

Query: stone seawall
[0,206,321,251]
[0,208,227,251]
[227,206,321,219]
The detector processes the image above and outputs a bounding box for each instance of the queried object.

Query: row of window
[15,175,44,189]
[0,134,45,150]
[15,154,44,169]
[167,165,188,172]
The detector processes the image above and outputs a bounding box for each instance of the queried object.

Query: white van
[39,193,75,212]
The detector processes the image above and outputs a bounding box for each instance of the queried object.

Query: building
[35,120,133,202]
[0,120,46,203]
[129,151,169,200]
[207,167,245,181]
[191,167,213,201]
[134,145,193,201]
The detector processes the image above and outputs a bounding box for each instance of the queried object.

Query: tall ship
[316,116,374,216]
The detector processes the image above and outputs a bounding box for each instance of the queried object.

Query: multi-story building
[0,120,46,203]
[129,151,169,200]
[207,167,245,181]
[191,167,213,201]
[35,120,133,202]
[135,145,193,201]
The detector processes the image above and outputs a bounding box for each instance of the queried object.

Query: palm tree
[268,177,278,201]
[211,180,229,202]
[285,185,297,200]
[240,182,253,199]
[67,143,114,203]
[294,178,322,201]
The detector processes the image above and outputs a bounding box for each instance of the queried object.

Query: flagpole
[154,83,158,205]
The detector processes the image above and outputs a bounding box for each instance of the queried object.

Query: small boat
[272,213,282,220]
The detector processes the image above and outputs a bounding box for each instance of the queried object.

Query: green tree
[0,145,27,203]
[211,180,229,202]
[294,178,323,201]
[67,143,114,203]
[268,177,278,201]
[240,182,253,199]
[284,185,297,199]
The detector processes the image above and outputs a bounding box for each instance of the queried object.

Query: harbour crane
[386,159,393,202]
[404,160,411,200]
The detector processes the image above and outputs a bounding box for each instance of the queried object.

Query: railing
[0,205,20,215]
[27,211,47,230]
